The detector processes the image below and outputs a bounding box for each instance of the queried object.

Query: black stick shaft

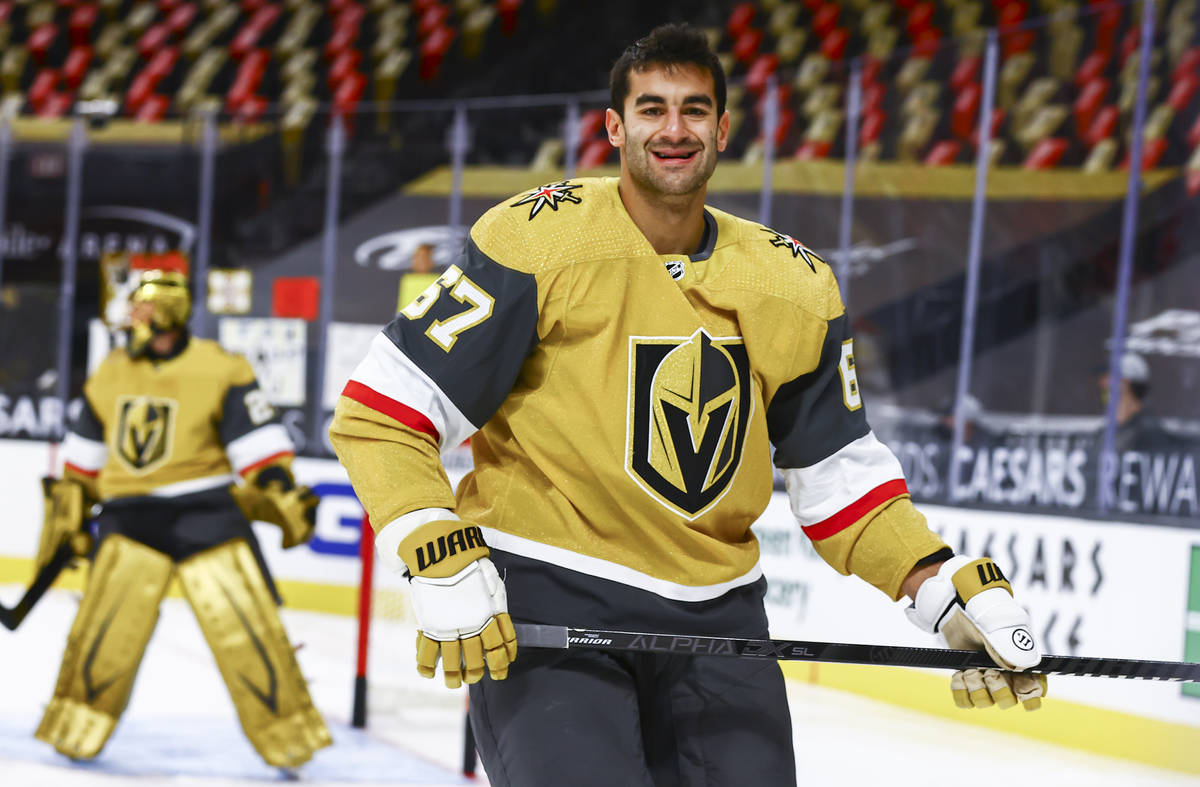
[513,624,1200,683]
[0,543,74,631]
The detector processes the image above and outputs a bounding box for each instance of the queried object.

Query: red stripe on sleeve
[341,380,441,442]
[238,450,295,478]
[63,462,99,478]
[801,478,909,541]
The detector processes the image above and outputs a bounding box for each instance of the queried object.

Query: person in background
[1097,351,1182,453]
[31,263,330,772]
[397,242,441,313]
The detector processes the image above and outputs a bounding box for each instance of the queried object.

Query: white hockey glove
[395,519,518,689]
[907,555,1047,710]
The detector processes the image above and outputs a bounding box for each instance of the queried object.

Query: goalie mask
[126,270,191,358]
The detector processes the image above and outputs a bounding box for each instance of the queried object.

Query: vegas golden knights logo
[114,395,177,474]
[626,329,752,520]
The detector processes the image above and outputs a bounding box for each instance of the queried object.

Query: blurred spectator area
[0,0,1194,176]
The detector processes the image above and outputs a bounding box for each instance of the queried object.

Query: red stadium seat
[812,3,840,38]
[0,3,11,24]
[894,0,918,9]
[906,2,934,38]
[1001,29,1034,58]
[1094,6,1121,59]
[419,4,451,40]
[159,0,182,12]
[237,93,269,124]
[997,1,1026,29]
[1085,104,1119,147]
[165,3,197,36]
[760,108,793,147]
[794,139,832,160]
[62,45,92,89]
[754,83,792,119]
[1168,75,1199,113]
[126,69,156,112]
[419,25,455,80]
[135,93,170,122]
[1174,48,1200,84]
[28,24,59,64]
[1073,77,1108,138]
[497,0,520,35]
[733,28,763,65]
[336,4,366,31]
[146,46,178,80]
[950,56,980,94]
[924,139,960,166]
[860,108,885,146]
[136,24,170,60]
[1188,113,1200,150]
[413,0,440,13]
[861,55,882,87]
[1121,137,1167,170]
[68,4,98,46]
[225,49,269,112]
[820,27,848,61]
[1074,51,1107,88]
[913,27,941,58]
[744,54,778,94]
[968,107,1006,148]
[952,82,980,140]
[36,91,73,118]
[861,82,885,113]
[325,25,359,60]
[1023,137,1068,169]
[578,138,612,168]
[727,3,756,40]
[327,49,362,89]
[29,68,58,109]
[231,5,282,60]
[802,0,823,11]
[1119,26,1139,65]
[333,70,366,114]
[577,109,606,145]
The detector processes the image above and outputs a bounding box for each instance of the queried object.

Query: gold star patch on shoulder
[762,228,823,273]
[511,181,583,220]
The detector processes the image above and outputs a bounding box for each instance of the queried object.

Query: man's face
[607,64,729,198]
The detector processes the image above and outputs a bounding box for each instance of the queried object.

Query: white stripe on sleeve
[349,333,476,450]
[225,423,294,474]
[61,431,107,473]
[781,431,905,524]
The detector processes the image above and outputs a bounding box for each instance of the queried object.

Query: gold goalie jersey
[61,338,294,501]
[331,177,947,632]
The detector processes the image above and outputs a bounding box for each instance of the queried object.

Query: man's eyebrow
[632,93,714,107]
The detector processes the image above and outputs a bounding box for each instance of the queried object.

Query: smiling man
[330,23,1044,787]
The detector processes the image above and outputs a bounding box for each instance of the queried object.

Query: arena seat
[905,1,934,39]
[924,139,961,166]
[744,53,778,94]
[62,46,93,90]
[726,3,756,41]
[811,3,839,38]
[1084,104,1119,147]
[1173,47,1200,84]
[135,93,170,122]
[231,4,282,60]
[576,108,606,147]
[952,82,980,140]
[136,23,171,61]
[165,3,198,36]
[29,68,57,109]
[819,27,848,61]
[774,28,806,64]
[27,23,58,64]
[419,25,454,80]
[418,4,451,40]
[733,28,764,64]
[860,108,885,147]
[1188,112,1200,150]
[37,91,73,118]
[1073,77,1108,139]
[578,138,611,168]
[861,82,885,113]
[1023,136,1067,169]
[1082,137,1117,172]
[767,2,799,38]
[1167,74,1198,112]
[460,5,496,60]
[1121,136,1167,170]
[794,138,832,160]
[1093,5,1121,58]
[950,55,980,94]
[328,49,363,90]
[69,4,99,46]
[1073,51,1108,88]
[496,0,520,36]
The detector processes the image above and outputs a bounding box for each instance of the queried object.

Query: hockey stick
[513,624,1200,683]
[0,542,75,631]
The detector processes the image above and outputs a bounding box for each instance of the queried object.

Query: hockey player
[330,25,1045,786]
[34,264,331,769]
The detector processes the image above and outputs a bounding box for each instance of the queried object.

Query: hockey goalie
[31,260,331,769]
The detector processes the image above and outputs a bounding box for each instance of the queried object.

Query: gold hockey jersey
[330,177,947,631]
[62,337,294,501]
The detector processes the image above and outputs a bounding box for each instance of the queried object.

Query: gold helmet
[127,269,191,357]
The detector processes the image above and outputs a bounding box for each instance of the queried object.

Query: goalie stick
[0,542,75,631]
[513,624,1200,683]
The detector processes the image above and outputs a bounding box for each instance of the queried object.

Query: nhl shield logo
[625,329,753,520]
[114,395,177,474]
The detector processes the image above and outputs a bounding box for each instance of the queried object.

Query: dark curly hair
[609,23,726,119]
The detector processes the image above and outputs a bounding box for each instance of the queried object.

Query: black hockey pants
[468,643,797,787]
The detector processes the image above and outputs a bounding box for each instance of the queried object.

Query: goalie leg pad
[36,534,173,759]
[177,539,331,768]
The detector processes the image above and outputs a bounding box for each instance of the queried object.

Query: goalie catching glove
[229,464,318,548]
[394,517,517,689]
[907,555,1047,711]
